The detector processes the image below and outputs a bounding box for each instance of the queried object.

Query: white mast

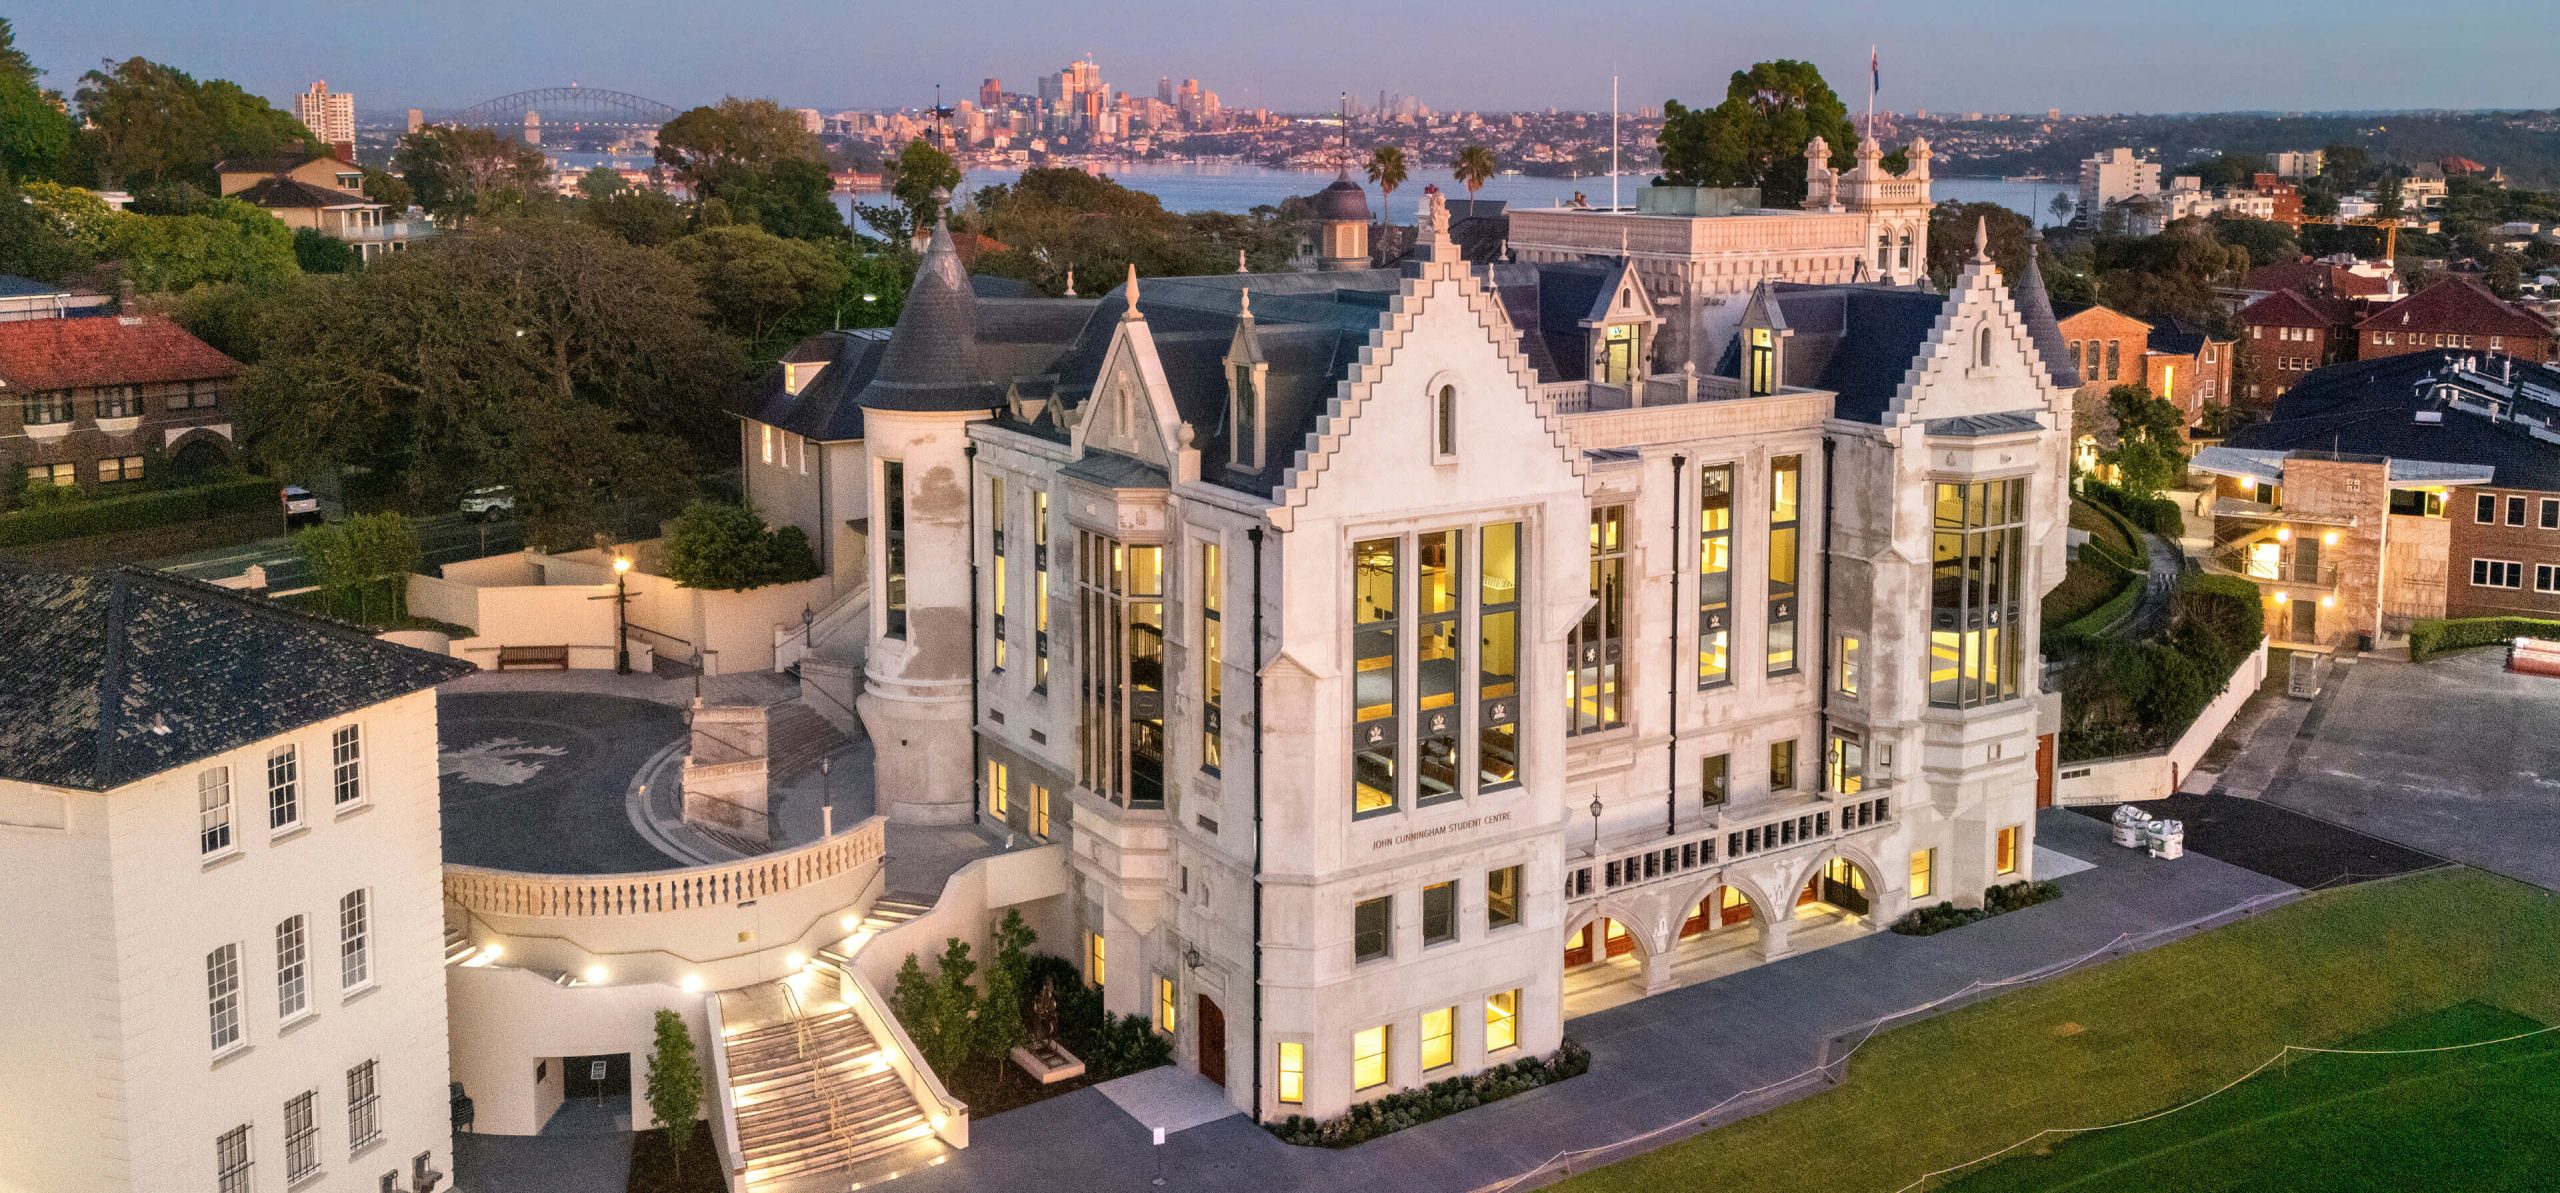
[1610,73,1620,210]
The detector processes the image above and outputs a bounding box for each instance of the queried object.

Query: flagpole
[1866,45,1876,147]
[1610,73,1620,211]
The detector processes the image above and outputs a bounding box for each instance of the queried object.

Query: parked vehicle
[280,485,322,528]
[460,485,516,521]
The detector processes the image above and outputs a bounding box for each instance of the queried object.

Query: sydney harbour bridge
[430,85,680,141]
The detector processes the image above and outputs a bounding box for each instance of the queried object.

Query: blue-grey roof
[2222,350,2560,492]
[1926,411,2046,437]
[0,566,473,791]
[0,275,65,298]
[1715,283,1950,422]
[857,223,1005,413]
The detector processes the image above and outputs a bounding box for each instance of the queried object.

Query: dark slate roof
[857,223,1005,413]
[738,329,889,441]
[2146,327,2209,357]
[1060,454,1170,489]
[235,176,374,209]
[2222,350,2560,491]
[1313,174,1372,223]
[2014,235,2080,389]
[0,566,473,791]
[1926,410,2046,437]
[1714,283,1950,422]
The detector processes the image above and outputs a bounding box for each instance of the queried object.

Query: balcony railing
[2211,497,2357,528]
[1565,786,1896,903]
[444,815,885,918]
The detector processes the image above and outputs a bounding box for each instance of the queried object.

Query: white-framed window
[199,766,234,856]
[331,724,363,806]
[760,423,774,464]
[347,1059,382,1151]
[207,943,243,1053]
[2537,564,2560,595]
[2542,498,2559,530]
[285,1090,320,1182]
[217,1124,255,1193]
[267,745,300,832]
[2477,493,2498,523]
[2472,559,2523,589]
[277,915,310,1021]
[2509,496,2529,527]
[339,889,372,990]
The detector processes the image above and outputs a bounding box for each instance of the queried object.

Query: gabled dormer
[1738,280,1792,397]
[1068,268,1185,473]
[1583,256,1662,387]
[1224,288,1270,475]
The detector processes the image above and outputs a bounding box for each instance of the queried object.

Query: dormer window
[1229,362,1263,472]
[1433,384,1458,461]
[1747,327,1777,396]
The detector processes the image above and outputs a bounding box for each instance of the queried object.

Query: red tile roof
[2356,277,2554,340]
[0,316,243,391]
[2240,287,2359,329]
[2243,258,2391,300]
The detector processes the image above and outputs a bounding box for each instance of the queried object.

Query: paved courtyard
[2262,649,2560,891]
[884,809,2295,1193]
[439,691,686,874]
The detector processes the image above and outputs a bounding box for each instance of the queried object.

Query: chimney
[115,278,142,325]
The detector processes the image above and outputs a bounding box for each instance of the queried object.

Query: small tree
[644,1008,703,1178]
[2098,384,2190,501]
[295,511,421,626]
[2048,192,2076,228]
[891,953,942,1063]
[974,910,1038,1068]
[927,938,979,1077]
[663,500,820,591]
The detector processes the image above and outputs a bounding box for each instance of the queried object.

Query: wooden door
[1603,918,1634,958]
[2035,733,2057,809]
[1195,996,1226,1087]
[1564,924,1594,967]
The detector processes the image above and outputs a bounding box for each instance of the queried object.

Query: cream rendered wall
[1256,259,1585,1121]
[446,968,707,1135]
[96,687,450,1193]
[860,407,987,825]
[0,781,125,1193]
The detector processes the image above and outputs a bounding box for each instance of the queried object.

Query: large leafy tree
[886,137,961,234]
[657,98,844,240]
[2094,224,2248,329]
[394,125,550,227]
[1656,60,1856,208]
[965,167,1294,296]
[23,182,296,291]
[73,57,315,190]
[2099,384,2191,499]
[241,220,739,546]
[1924,201,2035,289]
[661,501,818,590]
[666,224,851,351]
[0,18,74,183]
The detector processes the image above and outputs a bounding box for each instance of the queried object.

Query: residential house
[2238,287,2362,405]
[0,565,473,1193]
[218,155,424,261]
[0,275,112,323]
[0,313,241,494]
[2356,277,2555,363]
[2056,303,2232,425]
[2189,350,2560,651]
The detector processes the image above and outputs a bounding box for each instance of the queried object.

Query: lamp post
[1589,795,1604,857]
[611,554,633,675]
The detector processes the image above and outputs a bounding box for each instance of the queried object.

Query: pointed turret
[2013,228,2080,389]
[859,219,998,412]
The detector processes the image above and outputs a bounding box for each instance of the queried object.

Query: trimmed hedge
[1890,881,2065,937]
[2410,617,2560,662]
[0,476,276,548]
[2056,572,2264,762]
[1267,1040,1590,1148]
[2083,479,2186,538]
[2051,577,2144,645]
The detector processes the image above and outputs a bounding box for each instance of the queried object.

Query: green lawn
[1944,1001,2560,1193]
[1561,870,2560,1193]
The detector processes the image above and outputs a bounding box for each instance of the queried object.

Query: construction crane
[2338,215,2400,262]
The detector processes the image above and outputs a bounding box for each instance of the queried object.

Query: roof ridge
[91,574,132,790]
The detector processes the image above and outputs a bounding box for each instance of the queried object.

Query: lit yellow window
[1997,825,2020,876]
[1910,848,1936,900]
[1156,976,1177,1032]
[1486,989,1519,1052]
[1838,635,1860,695]
[1032,784,1051,838]
[1277,1041,1305,1104]
[987,761,1009,818]
[1088,932,1106,988]
[1352,1025,1389,1091]
[1421,1006,1454,1070]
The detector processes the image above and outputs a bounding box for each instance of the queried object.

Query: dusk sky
[19,0,2556,117]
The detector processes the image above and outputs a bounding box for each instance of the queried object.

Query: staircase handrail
[704,992,749,1193]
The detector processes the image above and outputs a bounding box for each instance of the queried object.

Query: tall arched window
[1977,324,1994,367]
[1434,384,1458,459]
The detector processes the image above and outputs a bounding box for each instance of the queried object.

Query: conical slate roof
[859,221,1002,412]
[1313,172,1372,223]
[2014,230,2080,390]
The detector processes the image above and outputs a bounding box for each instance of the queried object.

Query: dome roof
[1312,174,1372,223]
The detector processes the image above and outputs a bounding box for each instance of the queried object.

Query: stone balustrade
[444,816,886,918]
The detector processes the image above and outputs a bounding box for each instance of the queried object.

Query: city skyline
[18,0,2559,119]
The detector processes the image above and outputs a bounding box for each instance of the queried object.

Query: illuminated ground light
[680,974,703,992]
[583,964,607,984]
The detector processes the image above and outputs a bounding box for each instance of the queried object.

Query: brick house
[2238,287,2361,406]
[0,314,241,495]
[2356,276,2556,363]
[2190,350,2560,649]
[2056,303,2234,426]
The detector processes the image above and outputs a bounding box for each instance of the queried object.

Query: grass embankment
[2043,499,2148,637]
[1561,869,2560,1193]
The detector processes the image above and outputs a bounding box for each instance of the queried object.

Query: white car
[460,486,516,520]
[280,485,322,528]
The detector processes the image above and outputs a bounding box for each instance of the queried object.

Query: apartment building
[2077,148,2160,225]
[295,81,357,151]
[741,198,2073,1124]
[0,566,473,1193]
[2356,276,2556,364]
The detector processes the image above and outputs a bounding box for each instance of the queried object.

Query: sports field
[1560,869,2560,1193]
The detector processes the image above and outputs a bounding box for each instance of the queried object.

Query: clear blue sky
[20,0,2557,117]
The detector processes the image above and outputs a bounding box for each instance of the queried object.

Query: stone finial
[1975,215,1991,262]
[1063,267,1076,297]
[1239,286,1252,319]
[1122,264,1141,319]
[1858,135,1884,162]
[1804,135,1830,162]
[1237,247,1249,274]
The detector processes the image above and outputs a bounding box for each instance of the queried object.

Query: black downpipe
[966,441,983,827]
[1247,524,1268,1119]
[1666,454,1685,836]
[1815,438,1837,795]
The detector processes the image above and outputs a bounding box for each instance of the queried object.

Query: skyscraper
[295,81,356,153]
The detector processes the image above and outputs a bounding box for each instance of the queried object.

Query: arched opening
[1977,324,1995,367]
[1800,856,1873,917]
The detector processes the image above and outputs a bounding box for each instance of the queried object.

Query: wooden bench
[496,645,570,670]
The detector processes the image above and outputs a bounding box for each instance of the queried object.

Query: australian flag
[1871,47,1881,97]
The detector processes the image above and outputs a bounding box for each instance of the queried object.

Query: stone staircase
[717,975,938,1190]
[766,702,849,787]
[442,923,474,966]
[861,896,933,934]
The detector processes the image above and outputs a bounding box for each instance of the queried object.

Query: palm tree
[1366,145,1408,227]
[1454,145,1498,205]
